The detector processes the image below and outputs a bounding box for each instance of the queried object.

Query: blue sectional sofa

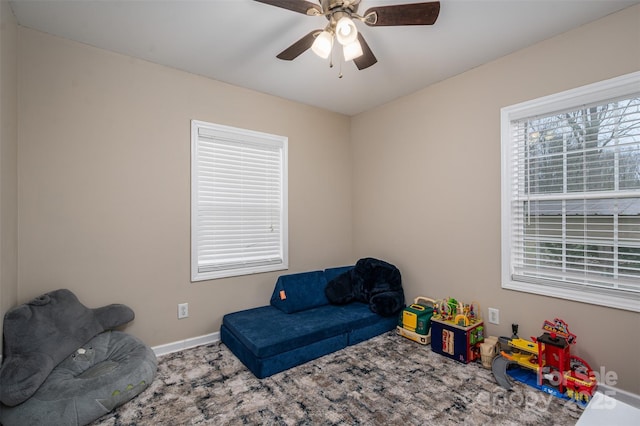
[220,266,399,378]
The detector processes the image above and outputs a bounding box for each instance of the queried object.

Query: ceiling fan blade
[277,30,321,60]
[353,33,377,70]
[253,0,322,16]
[363,1,440,26]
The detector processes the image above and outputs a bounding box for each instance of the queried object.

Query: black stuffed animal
[325,257,405,317]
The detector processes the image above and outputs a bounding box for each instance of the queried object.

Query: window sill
[191,263,288,282]
[502,279,640,313]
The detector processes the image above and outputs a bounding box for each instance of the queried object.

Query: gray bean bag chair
[0,289,157,426]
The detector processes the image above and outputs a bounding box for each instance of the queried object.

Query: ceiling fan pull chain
[329,33,335,69]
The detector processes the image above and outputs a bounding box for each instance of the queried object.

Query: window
[501,72,640,312]
[191,120,288,281]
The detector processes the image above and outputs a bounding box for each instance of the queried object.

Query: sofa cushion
[220,325,347,379]
[269,271,328,314]
[222,303,382,358]
[324,266,353,283]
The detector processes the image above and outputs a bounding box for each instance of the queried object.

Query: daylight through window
[501,72,640,311]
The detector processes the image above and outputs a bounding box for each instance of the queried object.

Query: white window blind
[191,120,288,281]
[501,72,640,312]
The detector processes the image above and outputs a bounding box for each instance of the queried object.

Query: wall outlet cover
[178,303,189,319]
[488,308,499,325]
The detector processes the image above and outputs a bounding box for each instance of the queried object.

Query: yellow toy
[397,297,435,345]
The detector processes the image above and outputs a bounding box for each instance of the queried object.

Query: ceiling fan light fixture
[261,0,442,71]
[335,16,358,46]
[311,30,333,59]
[343,39,363,61]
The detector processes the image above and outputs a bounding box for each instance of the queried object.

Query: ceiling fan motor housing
[322,0,360,15]
[321,1,378,27]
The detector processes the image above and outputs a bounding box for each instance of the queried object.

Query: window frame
[191,120,288,282]
[501,71,640,312]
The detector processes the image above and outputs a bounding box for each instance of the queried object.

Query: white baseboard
[151,331,220,357]
[597,383,640,409]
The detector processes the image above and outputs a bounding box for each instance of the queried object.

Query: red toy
[492,318,597,405]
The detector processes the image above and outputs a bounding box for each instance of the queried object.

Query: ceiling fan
[254,0,440,71]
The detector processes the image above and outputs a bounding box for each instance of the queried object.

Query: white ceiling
[9,0,640,116]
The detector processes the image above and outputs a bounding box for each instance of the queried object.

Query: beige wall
[6,2,640,395]
[0,0,19,358]
[16,28,353,347]
[351,5,640,394]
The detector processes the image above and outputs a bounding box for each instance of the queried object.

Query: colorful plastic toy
[397,297,435,345]
[491,318,597,406]
[432,297,481,327]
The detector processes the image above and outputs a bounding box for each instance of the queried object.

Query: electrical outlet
[178,303,189,319]
[488,308,499,325]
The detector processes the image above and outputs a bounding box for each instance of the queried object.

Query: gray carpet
[91,331,583,425]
